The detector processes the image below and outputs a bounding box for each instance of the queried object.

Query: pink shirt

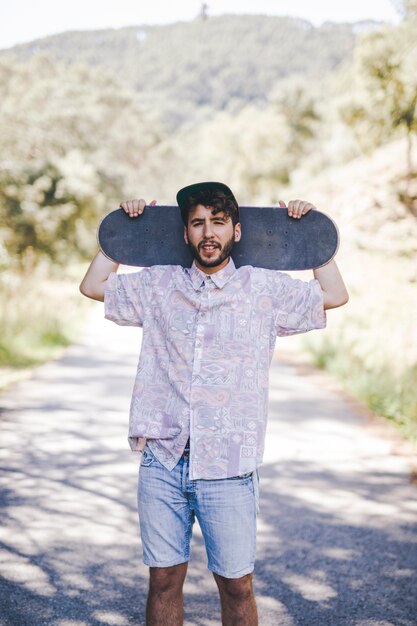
[104,259,326,479]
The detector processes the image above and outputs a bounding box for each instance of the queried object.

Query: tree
[342,22,417,195]
[391,0,417,18]
[273,84,321,172]
[0,158,105,270]
[0,54,165,269]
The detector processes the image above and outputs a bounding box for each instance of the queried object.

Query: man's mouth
[200,243,220,253]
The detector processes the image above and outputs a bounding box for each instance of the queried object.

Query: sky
[0,0,400,50]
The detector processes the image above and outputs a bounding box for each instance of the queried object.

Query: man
[80,182,348,626]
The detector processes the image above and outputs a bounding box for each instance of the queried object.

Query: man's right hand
[120,198,157,217]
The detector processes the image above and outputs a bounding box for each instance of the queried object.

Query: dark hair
[180,189,239,226]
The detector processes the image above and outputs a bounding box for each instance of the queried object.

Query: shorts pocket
[140,446,156,468]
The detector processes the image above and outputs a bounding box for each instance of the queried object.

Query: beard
[187,233,236,268]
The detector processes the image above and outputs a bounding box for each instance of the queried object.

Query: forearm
[313,259,349,310]
[79,250,119,302]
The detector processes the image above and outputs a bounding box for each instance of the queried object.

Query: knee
[215,572,254,601]
[149,564,187,595]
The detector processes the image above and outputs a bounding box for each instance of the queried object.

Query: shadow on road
[0,321,416,625]
[254,462,416,626]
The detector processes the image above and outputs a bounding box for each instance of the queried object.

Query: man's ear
[184,225,189,245]
[234,223,241,242]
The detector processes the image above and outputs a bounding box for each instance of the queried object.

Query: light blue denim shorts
[137,445,259,579]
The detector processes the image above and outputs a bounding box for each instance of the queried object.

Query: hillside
[2,15,359,128]
[282,137,417,440]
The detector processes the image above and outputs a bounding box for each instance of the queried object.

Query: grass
[280,136,417,445]
[0,266,89,374]
[304,334,417,444]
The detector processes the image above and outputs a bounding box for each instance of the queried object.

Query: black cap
[176,181,239,216]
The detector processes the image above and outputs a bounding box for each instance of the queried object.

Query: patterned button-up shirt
[104,258,326,479]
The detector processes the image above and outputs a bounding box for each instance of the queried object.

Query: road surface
[1,305,416,626]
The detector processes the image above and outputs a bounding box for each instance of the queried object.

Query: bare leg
[146,563,188,626]
[213,572,258,626]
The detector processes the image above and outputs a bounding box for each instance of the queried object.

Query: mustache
[198,241,221,250]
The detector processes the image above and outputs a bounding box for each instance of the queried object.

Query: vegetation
[0,53,163,267]
[0,13,416,441]
[2,16,357,129]
[0,268,88,370]
[294,142,417,442]
[341,19,417,198]
[0,53,163,369]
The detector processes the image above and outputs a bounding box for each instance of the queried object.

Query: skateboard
[98,206,339,271]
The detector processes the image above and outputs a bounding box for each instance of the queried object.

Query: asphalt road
[0,305,416,626]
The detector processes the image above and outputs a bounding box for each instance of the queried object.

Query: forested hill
[2,15,363,127]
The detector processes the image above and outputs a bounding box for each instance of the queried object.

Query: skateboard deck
[98,206,339,270]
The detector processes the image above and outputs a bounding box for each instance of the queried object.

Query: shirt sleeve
[104,270,147,327]
[274,273,326,337]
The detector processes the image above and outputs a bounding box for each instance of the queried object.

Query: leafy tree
[273,85,320,170]
[391,0,417,18]
[169,105,293,200]
[0,54,164,269]
[340,22,417,195]
[0,159,106,270]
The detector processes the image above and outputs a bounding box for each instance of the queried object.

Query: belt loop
[252,470,260,515]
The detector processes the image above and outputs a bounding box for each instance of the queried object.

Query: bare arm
[313,259,349,310]
[279,199,349,311]
[79,198,155,302]
[79,250,119,302]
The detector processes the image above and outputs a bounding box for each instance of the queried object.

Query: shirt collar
[187,257,237,290]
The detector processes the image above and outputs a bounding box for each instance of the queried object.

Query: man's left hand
[278,199,316,219]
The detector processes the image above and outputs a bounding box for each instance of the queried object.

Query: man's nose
[202,222,214,237]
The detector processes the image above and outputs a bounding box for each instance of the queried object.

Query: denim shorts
[137,445,259,579]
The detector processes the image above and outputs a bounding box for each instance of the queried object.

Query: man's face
[184,204,241,273]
